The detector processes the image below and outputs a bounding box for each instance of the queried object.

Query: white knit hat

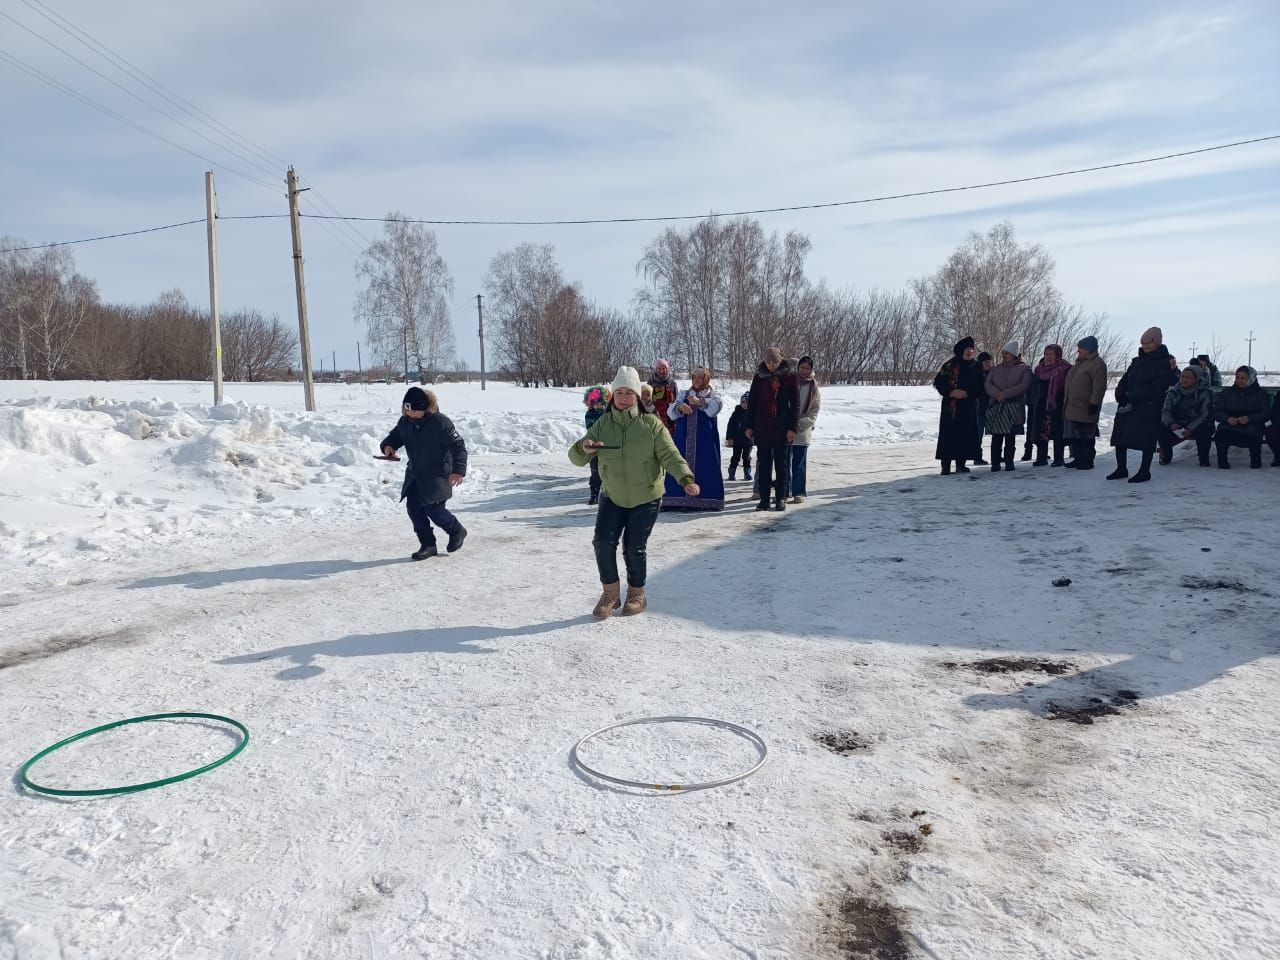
[1002,340,1021,357]
[611,365,643,395]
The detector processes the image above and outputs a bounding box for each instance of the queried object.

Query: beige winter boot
[593,582,622,620]
[621,586,647,616]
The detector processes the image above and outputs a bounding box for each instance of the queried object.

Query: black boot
[1003,436,1016,471]
[956,459,971,474]
[990,438,1002,472]
[1063,442,1078,468]
[1107,447,1129,480]
[941,460,952,476]
[1080,438,1097,470]
[1020,441,1033,462]
[756,499,771,511]
[412,541,438,561]
[1129,450,1154,483]
[589,491,600,505]
[1051,440,1065,467]
[447,524,468,553]
[1250,447,1263,469]
[1033,440,1049,466]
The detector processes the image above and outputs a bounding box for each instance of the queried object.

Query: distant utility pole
[205,171,224,404]
[286,166,316,412]
[1246,330,1256,367]
[356,342,362,377]
[1189,341,1198,358]
[332,350,336,379]
[476,293,486,391]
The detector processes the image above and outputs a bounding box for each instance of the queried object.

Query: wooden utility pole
[332,349,336,380]
[476,293,486,391]
[356,341,362,377]
[205,171,224,404]
[1246,330,1256,367]
[287,166,316,411]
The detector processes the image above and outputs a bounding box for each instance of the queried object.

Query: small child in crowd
[583,384,610,504]
[725,391,753,481]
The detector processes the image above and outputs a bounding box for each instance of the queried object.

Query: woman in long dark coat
[933,336,984,475]
[1108,326,1178,484]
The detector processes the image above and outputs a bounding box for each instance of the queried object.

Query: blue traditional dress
[662,386,725,510]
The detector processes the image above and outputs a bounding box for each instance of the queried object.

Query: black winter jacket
[380,399,468,504]
[1110,345,1177,452]
[1214,383,1270,441]
[725,406,751,447]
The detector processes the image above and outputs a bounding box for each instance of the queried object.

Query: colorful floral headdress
[583,384,611,406]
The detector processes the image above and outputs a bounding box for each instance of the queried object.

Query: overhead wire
[0,10,282,187]
[19,0,293,174]
[4,134,1276,253]
[294,135,1280,226]
[0,220,204,254]
[0,48,280,192]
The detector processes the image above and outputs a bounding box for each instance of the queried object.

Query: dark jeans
[788,445,809,496]
[406,495,462,546]
[593,496,661,587]
[991,434,1016,464]
[1159,423,1213,463]
[755,443,790,504]
[589,458,602,495]
[728,444,752,474]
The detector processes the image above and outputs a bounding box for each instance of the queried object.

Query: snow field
[0,381,1276,959]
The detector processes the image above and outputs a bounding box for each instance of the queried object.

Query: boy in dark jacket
[381,387,468,559]
[746,347,800,511]
[725,392,753,481]
[583,385,610,504]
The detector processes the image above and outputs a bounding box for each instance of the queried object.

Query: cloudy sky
[3,0,1278,372]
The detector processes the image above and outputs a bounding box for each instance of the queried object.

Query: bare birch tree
[356,214,456,379]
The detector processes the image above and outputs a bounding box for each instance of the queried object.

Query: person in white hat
[983,340,1032,471]
[569,366,699,619]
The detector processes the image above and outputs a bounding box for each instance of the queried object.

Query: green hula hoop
[19,712,249,797]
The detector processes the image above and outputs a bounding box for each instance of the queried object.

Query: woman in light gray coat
[984,341,1033,472]
[788,356,821,502]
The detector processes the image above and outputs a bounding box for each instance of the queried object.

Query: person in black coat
[380,386,469,559]
[1107,327,1178,484]
[973,351,994,465]
[1213,366,1271,469]
[1268,391,1280,467]
[933,336,984,475]
[745,347,800,511]
[724,391,753,481]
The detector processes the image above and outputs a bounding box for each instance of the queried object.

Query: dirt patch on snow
[831,891,914,960]
[814,730,874,755]
[942,657,1074,676]
[1046,689,1141,725]
[0,627,137,670]
[1180,576,1266,595]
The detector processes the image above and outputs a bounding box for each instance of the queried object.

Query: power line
[0,10,282,186]
[6,133,1277,253]
[0,220,203,254]
[19,0,292,174]
[296,134,1280,226]
[0,48,279,192]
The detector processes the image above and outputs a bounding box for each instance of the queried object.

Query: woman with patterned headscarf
[932,337,983,475]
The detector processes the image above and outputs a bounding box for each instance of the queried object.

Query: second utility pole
[476,293,486,391]
[287,166,316,412]
[205,171,224,405]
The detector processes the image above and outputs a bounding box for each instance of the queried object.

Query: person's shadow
[216,617,590,679]
[127,557,408,590]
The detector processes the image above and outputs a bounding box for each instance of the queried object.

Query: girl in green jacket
[569,366,699,618]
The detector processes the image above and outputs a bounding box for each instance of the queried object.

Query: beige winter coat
[1063,353,1108,423]
[794,379,822,446]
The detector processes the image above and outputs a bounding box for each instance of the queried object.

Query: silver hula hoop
[571,715,768,792]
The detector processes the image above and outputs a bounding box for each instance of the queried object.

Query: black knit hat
[402,387,431,411]
[977,351,993,363]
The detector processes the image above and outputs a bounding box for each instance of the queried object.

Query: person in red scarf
[745,346,800,511]
[643,359,680,434]
[1030,344,1073,466]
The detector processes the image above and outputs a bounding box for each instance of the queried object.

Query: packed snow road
[1,383,1277,959]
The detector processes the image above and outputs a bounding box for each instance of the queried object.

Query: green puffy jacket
[568,405,694,508]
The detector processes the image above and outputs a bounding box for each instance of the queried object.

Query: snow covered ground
[1,380,1277,959]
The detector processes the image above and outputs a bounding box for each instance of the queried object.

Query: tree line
[1,240,298,382]
[3,216,1125,385]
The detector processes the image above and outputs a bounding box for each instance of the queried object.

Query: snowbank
[0,380,944,586]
